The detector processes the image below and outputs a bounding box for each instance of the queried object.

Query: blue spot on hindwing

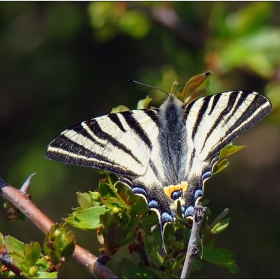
[132,187,148,197]
[162,212,173,223]
[202,171,212,181]
[194,190,203,201]
[171,189,182,200]
[148,200,159,209]
[184,206,194,218]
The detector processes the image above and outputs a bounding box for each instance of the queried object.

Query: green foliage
[1,1,279,278]
[213,143,245,175]
[179,71,212,103]
[88,2,151,41]
[65,171,239,278]
[0,225,75,278]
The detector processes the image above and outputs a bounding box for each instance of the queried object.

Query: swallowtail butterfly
[45,78,271,242]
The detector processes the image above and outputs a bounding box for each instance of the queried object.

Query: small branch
[180,204,207,279]
[0,176,117,279]
[0,254,24,278]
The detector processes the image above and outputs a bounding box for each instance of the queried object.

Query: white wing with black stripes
[46,110,160,177]
[46,89,272,241]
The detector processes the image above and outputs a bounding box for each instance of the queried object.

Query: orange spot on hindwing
[163,181,188,200]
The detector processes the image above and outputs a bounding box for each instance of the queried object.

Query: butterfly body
[46,90,271,235]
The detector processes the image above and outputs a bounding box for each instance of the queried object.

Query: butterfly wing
[179,90,272,218]
[184,90,272,162]
[46,109,160,178]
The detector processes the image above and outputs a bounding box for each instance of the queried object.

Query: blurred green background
[1,2,280,278]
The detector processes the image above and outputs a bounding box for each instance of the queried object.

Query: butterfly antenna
[127,79,169,95]
[174,71,212,95]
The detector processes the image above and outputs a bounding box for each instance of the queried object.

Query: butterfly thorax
[158,95,188,185]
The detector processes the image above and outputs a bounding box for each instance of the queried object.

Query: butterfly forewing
[46,109,160,177]
[184,90,272,161]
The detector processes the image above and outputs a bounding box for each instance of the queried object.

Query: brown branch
[0,176,117,279]
[180,204,207,279]
[0,254,24,278]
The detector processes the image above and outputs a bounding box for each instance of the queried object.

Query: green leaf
[228,2,271,36]
[192,258,204,272]
[118,10,151,39]
[137,96,153,109]
[0,232,4,245]
[219,144,245,159]
[44,224,75,266]
[111,105,130,113]
[36,258,51,271]
[228,262,240,274]
[203,248,238,273]
[203,240,215,252]
[210,217,231,234]
[213,159,229,174]
[209,208,230,230]
[66,206,108,230]
[98,180,116,199]
[213,144,244,174]
[76,191,93,209]
[179,71,211,103]
[25,242,41,266]
[5,236,25,257]
[36,271,58,278]
[120,258,159,278]
[129,194,148,214]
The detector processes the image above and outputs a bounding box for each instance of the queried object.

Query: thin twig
[180,204,207,279]
[0,254,24,278]
[0,176,117,279]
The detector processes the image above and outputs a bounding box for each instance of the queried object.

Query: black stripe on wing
[200,91,240,150]
[71,124,105,147]
[121,111,153,149]
[208,92,271,156]
[108,113,126,132]
[84,119,142,164]
[191,98,209,140]
[46,134,140,176]
[184,90,272,161]
[144,109,160,127]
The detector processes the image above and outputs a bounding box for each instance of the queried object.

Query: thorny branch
[180,204,207,279]
[0,175,117,279]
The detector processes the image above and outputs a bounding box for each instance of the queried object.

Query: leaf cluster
[0,225,75,278]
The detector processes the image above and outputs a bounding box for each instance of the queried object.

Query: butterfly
[45,78,272,243]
